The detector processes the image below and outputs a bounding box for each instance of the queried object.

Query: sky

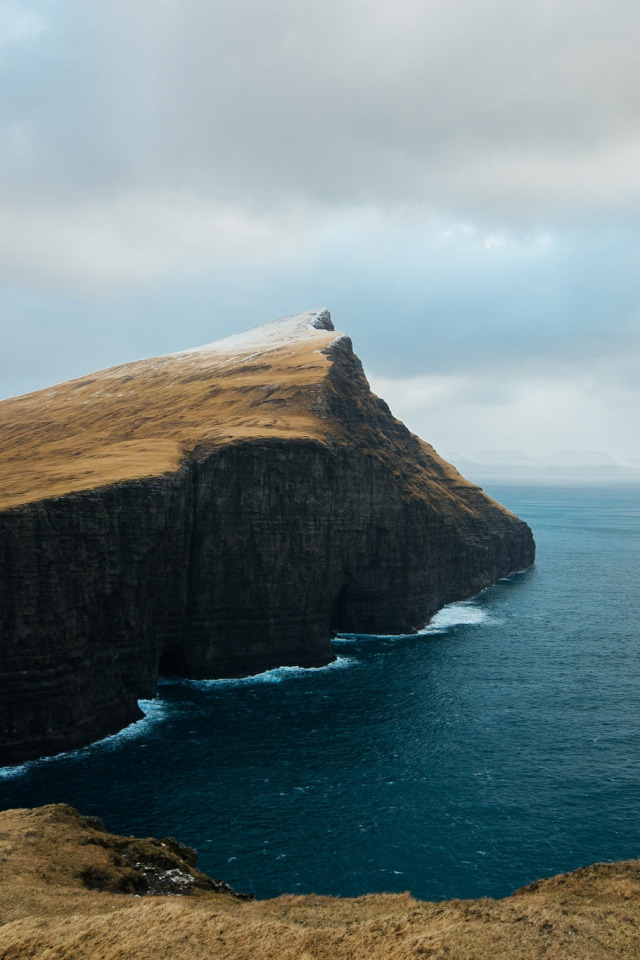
[1,0,639,470]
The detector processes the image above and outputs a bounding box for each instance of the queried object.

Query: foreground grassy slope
[0,805,638,959]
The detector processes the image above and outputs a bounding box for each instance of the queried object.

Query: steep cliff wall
[0,310,534,764]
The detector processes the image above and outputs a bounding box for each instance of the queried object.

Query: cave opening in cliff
[159,647,190,678]
[330,583,352,636]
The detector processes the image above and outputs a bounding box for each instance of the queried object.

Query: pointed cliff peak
[172,308,336,364]
[309,308,334,331]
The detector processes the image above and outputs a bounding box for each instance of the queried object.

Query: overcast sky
[1,0,639,466]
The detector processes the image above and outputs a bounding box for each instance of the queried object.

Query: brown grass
[0,326,336,510]
[0,805,638,959]
[0,317,504,529]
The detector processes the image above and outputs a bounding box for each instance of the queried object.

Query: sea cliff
[0,309,534,764]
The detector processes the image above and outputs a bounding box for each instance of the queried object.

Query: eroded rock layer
[0,310,534,763]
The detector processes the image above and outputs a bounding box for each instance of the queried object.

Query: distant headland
[0,309,534,764]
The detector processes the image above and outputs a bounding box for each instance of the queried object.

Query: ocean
[1,482,639,902]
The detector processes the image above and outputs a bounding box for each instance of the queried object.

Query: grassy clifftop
[0,804,638,959]
[0,307,490,516]
[0,310,339,510]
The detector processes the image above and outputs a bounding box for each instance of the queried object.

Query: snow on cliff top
[174,308,335,363]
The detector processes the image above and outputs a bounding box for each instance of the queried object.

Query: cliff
[0,309,534,764]
[0,805,638,959]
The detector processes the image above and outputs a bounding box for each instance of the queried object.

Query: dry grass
[0,805,638,959]
[0,314,501,529]
[0,323,336,510]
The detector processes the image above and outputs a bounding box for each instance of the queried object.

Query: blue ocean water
[1,482,639,902]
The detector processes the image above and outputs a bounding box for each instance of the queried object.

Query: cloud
[1,0,639,463]
[2,0,640,292]
[0,192,318,293]
[3,2,640,218]
[370,363,640,462]
[0,2,47,47]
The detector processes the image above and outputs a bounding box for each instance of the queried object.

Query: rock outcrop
[0,309,534,764]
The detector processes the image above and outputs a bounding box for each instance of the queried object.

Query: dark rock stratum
[0,310,534,764]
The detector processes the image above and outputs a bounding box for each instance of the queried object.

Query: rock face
[0,310,534,764]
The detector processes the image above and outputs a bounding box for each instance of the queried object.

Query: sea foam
[177,655,357,688]
[419,600,493,634]
[0,697,169,779]
[333,598,494,645]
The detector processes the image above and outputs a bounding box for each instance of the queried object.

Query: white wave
[0,761,29,780]
[95,698,169,746]
[180,655,357,688]
[418,601,492,634]
[333,600,495,644]
[0,698,169,779]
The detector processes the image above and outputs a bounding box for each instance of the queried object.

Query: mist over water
[2,483,639,901]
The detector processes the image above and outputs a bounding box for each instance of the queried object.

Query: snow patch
[174,309,334,363]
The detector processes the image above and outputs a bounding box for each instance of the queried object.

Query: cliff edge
[0,309,534,764]
[0,805,637,960]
